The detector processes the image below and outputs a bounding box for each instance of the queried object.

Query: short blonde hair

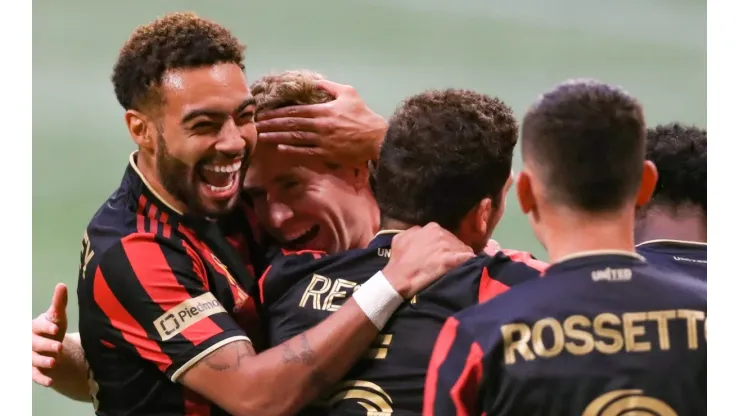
[250,70,334,113]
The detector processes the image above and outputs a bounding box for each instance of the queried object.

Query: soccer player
[424,80,708,416]
[250,85,547,414]
[635,123,707,280]
[34,12,474,416]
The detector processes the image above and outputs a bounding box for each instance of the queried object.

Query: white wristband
[353,271,404,330]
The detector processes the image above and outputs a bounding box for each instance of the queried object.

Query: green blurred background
[32,0,706,414]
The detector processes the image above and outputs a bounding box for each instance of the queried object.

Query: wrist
[353,271,404,330]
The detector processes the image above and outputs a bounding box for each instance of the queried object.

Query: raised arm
[181,223,475,416]
[31,284,91,402]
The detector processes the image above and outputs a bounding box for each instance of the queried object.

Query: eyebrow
[180,96,256,125]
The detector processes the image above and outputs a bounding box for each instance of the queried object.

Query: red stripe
[137,195,147,233]
[450,341,484,416]
[280,248,325,258]
[258,265,272,304]
[478,267,511,303]
[501,249,549,274]
[424,318,460,415]
[121,235,222,346]
[184,388,211,416]
[159,211,171,238]
[93,267,171,372]
[148,204,159,234]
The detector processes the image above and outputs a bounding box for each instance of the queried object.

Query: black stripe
[98,240,197,361]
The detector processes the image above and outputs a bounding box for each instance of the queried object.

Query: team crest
[210,253,249,311]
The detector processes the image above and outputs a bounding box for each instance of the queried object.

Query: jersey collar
[635,239,707,248]
[127,151,185,216]
[368,229,404,249]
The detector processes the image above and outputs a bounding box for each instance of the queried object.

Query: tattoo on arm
[280,334,330,390]
[203,341,255,372]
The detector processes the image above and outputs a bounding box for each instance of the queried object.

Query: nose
[215,119,246,154]
[267,199,294,230]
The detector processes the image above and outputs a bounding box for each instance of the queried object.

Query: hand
[483,239,501,255]
[382,223,475,299]
[32,283,68,387]
[255,80,388,164]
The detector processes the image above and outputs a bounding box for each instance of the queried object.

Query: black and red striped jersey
[424,252,707,416]
[77,153,267,416]
[259,230,546,415]
[636,239,707,281]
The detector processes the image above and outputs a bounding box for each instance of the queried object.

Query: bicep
[92,236,249,380]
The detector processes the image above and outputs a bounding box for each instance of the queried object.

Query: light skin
[243,143,379,253]
[32,65,474,414]
[516,159,658,263]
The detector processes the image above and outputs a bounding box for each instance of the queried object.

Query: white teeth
[285,226,313,242]
[206,176,235,193]
[204,161,241,173]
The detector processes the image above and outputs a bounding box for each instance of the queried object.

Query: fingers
[256,117,324,135]
[258,131,323,147]
[47,283,68,323]
[275,145,330,160]
[32,352,56,370]
[256,102,333,122]
[32,335,63,355]
[313,79,354,98]
[32,367,53,387]
[32,317,59,337]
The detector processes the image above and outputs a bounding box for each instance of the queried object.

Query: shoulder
[480,249,548,286]
[258,248,333,304]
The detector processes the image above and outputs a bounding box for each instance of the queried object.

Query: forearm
[245,299,377,415]
[50,333,92,402]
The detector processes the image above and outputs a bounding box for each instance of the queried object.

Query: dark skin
[635,204,707,244]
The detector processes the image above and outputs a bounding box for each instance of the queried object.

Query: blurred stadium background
[32,0,705,414]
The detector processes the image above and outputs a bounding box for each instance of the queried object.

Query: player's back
[440,252,706,416]
[260,231,545,415]
[637,239,707,281]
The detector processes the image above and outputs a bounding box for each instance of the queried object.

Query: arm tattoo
[203,341,255,372]
[280,334,330,390]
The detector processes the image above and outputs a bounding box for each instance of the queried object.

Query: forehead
[245,145,327,188]
[160,63,250,115]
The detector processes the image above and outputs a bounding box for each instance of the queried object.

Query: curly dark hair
[250,70,334,113]
[374,89,518,231]
[521,79,646,213]
[112,12,246,112]
[646,123,706,213]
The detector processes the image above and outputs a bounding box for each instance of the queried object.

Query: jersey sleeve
[477,249,549,303]
[90,233,249,382]
[424,317,484,416]
[258,248,329,306]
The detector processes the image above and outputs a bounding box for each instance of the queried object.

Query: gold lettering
[677,309,705,349]
[323,279,357,312]
[564,315,594,355]
[501,323,535,365]
[80,230,95,278]
[532,318,564,358]
[646,310,676,350]
[623,312,651,352]
[299,274,332,310]
[594,313,624,354]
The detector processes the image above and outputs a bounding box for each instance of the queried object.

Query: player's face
[244,145,371,253]
[155,64,257,217]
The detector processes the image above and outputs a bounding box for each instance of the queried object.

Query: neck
[379,217,414,232]
[134,150,188,214]
[538,206,636,264]
[354,189,381,247]
[635,205,706,244]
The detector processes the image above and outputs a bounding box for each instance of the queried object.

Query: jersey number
[583,389,677,416]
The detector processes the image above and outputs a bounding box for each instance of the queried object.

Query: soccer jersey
[259,230,546,415]
[77,153,266,415]
[425,251,707,416]
[636,239,707,281]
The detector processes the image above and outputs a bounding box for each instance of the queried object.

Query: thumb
[46,283,68,323]
[313,79,352,99]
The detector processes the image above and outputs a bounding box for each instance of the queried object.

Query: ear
[351,164,371,192]
[516,170,536,215]
[475,197,494,235]
[635,160,659,207]
[125,110,155,151]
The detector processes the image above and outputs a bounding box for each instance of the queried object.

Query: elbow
[231,391,305,416]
